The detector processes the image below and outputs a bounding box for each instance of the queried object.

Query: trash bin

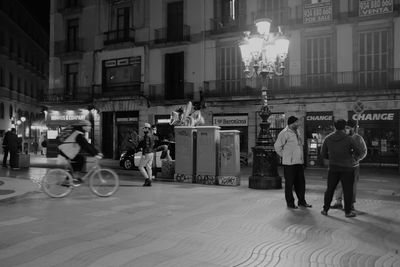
[195,126,220,185]
[17,153,30,168]
[174,126,196,183]
[218,130,240,186]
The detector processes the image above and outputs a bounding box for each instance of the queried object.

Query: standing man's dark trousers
[9,150,18,168]
[2,146,9,167]
[323,169,354,214]
[283,164,306,206]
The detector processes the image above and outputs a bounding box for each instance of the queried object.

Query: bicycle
[41,158,119,198]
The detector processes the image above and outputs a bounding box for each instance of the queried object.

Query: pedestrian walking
[151,124,160,179]
[41,138,47,155]
[320,119,363,218]
[8,128,19,170]
[274,116,312,209]
[138,123,155,187]
[2,130,11,167]
[330,119,367,211]
[32,140,39,155]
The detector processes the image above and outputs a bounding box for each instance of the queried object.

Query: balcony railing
[104,28,135,45]
[99,82,143,98]
[42,87,93,103]
[210,15,248,34]
[148,82,194,101]
[57,0,83,14]
[54,39,84,57]
[154,25,190,44]
[203,69,400,98]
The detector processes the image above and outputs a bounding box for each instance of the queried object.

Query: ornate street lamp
[239,18,289,189]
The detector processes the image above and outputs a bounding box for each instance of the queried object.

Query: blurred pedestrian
[32,140,39,154]
[41,138,47,155]
[138,123,155,186]
[320,119,363,218]
[274,116,312,209]
[2,130,11,167]
[331,119,367,211]
[8,128,19,170]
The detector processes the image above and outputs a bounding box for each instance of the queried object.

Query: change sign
[359,0,393,16]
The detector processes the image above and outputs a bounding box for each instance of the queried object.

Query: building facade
[0,0,49,150]
[48,0,400,169]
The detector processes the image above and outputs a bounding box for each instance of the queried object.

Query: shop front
[155,115,174,141]
[45,108,92,157]
[349,110,399,166]
[304,111,334,167]
[102,111,139,159]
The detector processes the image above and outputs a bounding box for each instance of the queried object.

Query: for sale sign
[359,0,393,16]
[303,0,332,24]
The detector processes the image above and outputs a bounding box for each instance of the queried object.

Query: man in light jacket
[274,116,312,209]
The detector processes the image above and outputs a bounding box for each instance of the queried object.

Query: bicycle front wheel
[89,168,119,197]
[42,169,73,198]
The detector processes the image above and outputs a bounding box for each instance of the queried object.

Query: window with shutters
[305,36,332,90]
[257,0,288,27]
[218,46,243,96]
[358,30,389,89]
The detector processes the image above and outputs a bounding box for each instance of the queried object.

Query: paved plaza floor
[0,154,399,266]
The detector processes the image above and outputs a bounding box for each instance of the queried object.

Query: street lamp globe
[21,116,26,122]
[255,18,271,36]
[239,18,290,190]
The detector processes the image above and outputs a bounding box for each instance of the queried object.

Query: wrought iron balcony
[98,82,143,98]
[148,82,194,101]
[154,25,190,44]
[104,28,135,45]
[54,39,84,57]
[210,16,248,34]
[203,69,400,98]
[42,87,93,103]
[57,0,83,14]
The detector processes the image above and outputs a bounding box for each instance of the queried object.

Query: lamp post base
[248,145,282,189]
[249,175,282,189]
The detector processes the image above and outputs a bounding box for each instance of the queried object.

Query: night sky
[18,0,50,32]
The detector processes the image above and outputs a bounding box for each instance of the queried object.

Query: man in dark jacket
[8,128,19,170]
[59,121,103,185]
[320,119,362,218]
[2,130,11,167]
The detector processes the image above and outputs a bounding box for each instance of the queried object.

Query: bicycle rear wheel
[89,168,119,197]
[42,169,73,198]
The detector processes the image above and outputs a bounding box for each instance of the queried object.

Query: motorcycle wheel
[123,159,134,170]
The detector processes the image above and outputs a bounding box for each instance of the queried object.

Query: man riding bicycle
[58,120,102,185]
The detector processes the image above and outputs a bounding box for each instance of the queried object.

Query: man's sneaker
[330,203,343,209]
[73,178,83,185]
[321,210,328,216]
[298,202,312,208]
[61,179,71,187]
[345,212,356,218]
[143,179,152,187]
